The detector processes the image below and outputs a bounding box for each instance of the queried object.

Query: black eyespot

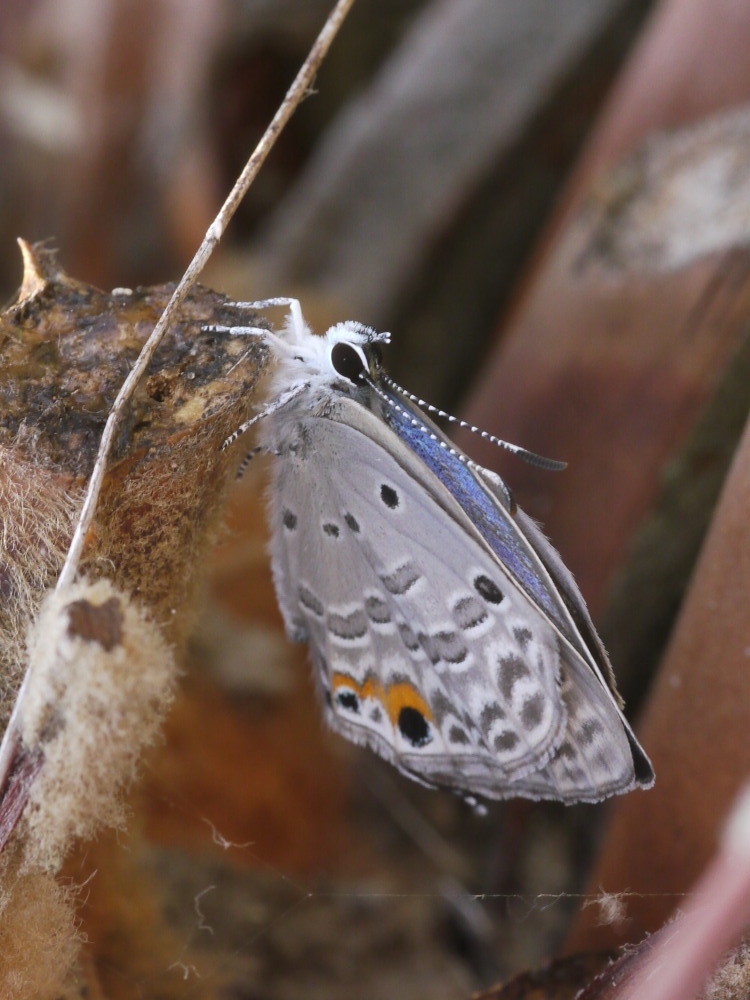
[380,484,399,508]
[331,341,366,383]
[398,707,431,747]
[474,574,504,604]
[336,690,360,713]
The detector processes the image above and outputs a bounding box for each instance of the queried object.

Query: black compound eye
[331,341,366,383]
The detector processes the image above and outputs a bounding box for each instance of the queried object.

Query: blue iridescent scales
[381,391,568,636]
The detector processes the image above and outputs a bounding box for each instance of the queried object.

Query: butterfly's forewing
[264,391,651,802]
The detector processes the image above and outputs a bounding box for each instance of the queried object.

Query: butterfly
[215,297,654,804]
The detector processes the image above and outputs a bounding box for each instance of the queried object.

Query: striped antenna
[381,375,566,471]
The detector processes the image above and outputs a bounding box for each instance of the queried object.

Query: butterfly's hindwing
[267,415,572,791]
[264,396,645,801]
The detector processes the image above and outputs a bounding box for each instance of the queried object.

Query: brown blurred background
[4,1,750,997]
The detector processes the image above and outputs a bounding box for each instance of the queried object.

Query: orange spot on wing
[384,683,433,725]
[332,673,433,726]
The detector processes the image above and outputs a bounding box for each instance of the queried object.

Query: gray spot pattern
[513,627,532,651]
[580,718,604,745]
[452,595,489,630]
[381,561,421,595]
[429,689,457,727]
[298,585,324,617]
[289,618,309,642]
[520,693,545,731]
[417,631,439,664]
[479,703,506,732]
[420,630,468,665]
[397,620,420,651]
[497,655,531,702]
[328,607,368,640]
[493,730,520,752]
[365,594,391,624]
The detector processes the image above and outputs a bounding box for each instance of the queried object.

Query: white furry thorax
[258,313,386,442]
[267,315,373,386]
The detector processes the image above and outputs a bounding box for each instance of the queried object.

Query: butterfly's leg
[203,323,269,338]
[235,445,263,478]
[204,297,306,345]
[221,381,310,451]
[234,444,282,479]
[227,297,304,333]
[208,297,304,338]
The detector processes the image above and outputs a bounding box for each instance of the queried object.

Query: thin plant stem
[56,0,356,591]
[0,0,357,804]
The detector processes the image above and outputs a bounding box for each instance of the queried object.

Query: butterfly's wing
[270,429,566,793]
[266,396,651,802]
[381,389,654,790]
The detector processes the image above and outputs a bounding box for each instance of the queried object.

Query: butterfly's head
[323,321,390,387]
[268,315,390,394]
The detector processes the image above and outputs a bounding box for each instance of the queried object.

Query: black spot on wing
[344,512,360,533]
[337,690,360,713]
[398,707,431,747]
[380,484,399,509]
[474,574,504,604]
[282,508,297,530]
[323,522,340,537]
